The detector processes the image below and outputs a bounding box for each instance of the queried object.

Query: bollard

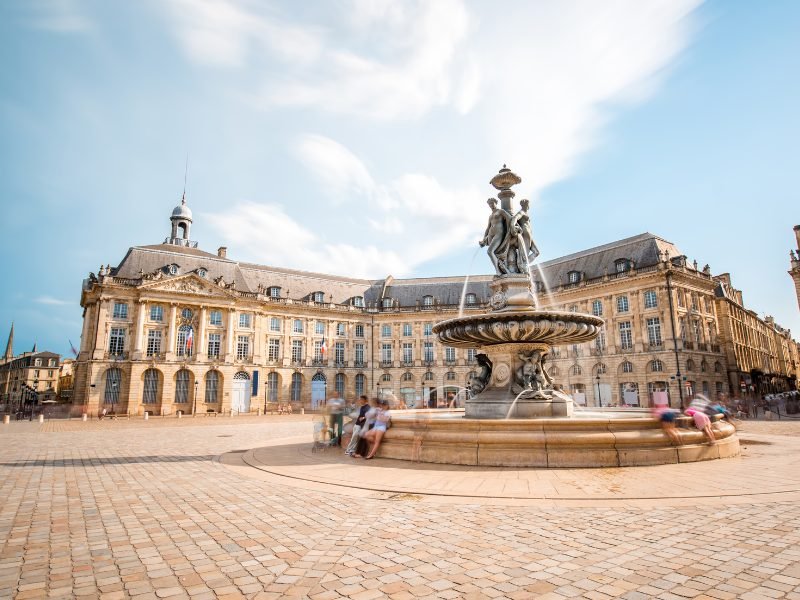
[177,411,182,419]
[82,413,87,422]
[3,415,9,425]
[144,412,149,420]
[301,407,305,415]
[38,414,44,423]
[258,408,262,416]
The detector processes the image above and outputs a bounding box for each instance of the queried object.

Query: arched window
[570,365,582,376]
[714,361,722,374]
[595,363,607,375]
[104,368,121,404]
[291,373,302,402]
[423,371,434,381]
[355,373,365,396]
[335,373,345,396]
[651,359,664,372]
[175,369,191,404]
[267,372,279,402]
[205,371,219,404]
[142,369,159,404]
[615,258,630,273]
[401,372,413,382]
[622,361,634,373]
[549,365,560,377]
[380,373,392,383]
[181,308,193,320]
[701,360,708,373]
[446,371,457,381]
[686,359,696,372]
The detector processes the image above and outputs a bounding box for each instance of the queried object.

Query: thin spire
[32,342,37,353]
[3,322,13,360]
[182,154,189,205]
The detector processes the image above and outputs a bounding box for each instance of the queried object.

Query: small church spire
[3,322,13,360]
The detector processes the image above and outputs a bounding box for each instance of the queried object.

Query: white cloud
[35,296,71,306]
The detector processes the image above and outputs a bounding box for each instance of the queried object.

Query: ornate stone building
[790,225,800,312]
[0,325,61,411]
[71,198,799,416]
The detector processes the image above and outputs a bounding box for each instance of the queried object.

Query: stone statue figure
[469,353,493,395]
[480,197,539,276]
[511,349,554,398]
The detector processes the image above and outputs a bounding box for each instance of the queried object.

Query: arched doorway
[311,372,326,410]
[232,371,250,413]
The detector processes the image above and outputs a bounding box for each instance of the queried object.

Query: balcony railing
[648,343,663,351]
[401,360,414,367]
[684,341,694,350]
[311,359,326,367]
[380,360,393,368]
[353,361,367,369]
[334,361,347,369]
[105,351,129,360]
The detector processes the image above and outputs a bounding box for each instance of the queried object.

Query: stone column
[225,308,236,361]
[133,300,146,360]
[166,304,177,360]
[198,306,207,360]
[253,311,264,363]
[92,299,109,360]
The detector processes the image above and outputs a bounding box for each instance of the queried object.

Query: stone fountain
[377,166,739,467]
[434,165,604,419]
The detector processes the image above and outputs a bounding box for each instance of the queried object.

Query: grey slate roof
[111,232,682,307]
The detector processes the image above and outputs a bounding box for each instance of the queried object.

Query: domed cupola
[165,193,198,248]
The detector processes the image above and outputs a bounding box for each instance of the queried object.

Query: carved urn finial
[489,165,522,211]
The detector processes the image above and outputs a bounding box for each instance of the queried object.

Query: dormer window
[197,268,207,278]
[615,259,631,274]
[465,293,477,305]
[268,286,281,298]
[352,296,364,308]
[312,291,325,303]
[168,264,179,275]
[382,298,393,308]
[422,295,434,307]
[567,271,581,284]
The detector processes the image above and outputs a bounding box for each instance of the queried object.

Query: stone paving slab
[1,418,799,599]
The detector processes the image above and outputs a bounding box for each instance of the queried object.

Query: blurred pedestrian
[345,395,370,456]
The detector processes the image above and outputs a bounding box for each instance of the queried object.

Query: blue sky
[1,0,798,357]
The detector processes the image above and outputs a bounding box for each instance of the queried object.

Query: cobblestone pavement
[1,417,800,600]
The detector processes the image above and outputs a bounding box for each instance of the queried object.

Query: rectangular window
[644,290,658,309]
[209,310,222,326]
[335,342,345,364]
[146,330,161,357]
[693,321,703,343]
[381,343,392,362]
[355,324,364,338]
[268,339,280,361]
[445,347,456,362]
[236,336,250,360]
[423,342,434,362]
[467,348,477,362]
[355,343,365,364]
[315,321,325,335]
[591,300,603,317]
[208,333,221,358]
[150,305,163,322]
[616,296,629,313]
[402,343,413,363]
[619,322,633,349]
[291,340,303,362]
[336,323,345,336]
[269,317,281,332]
[293,319,304,333]
[176,327,192,357]
[269,287,280,298]
[423,323,432,336]
[595,329,606,351]
[239,313,251,328]
[112,303,128,319]
[381,324,392,337]
[403,323,412,337]
[647,317,662,346]
[691,294,698,310]
[109,328,125,355]
[313,340,323,361]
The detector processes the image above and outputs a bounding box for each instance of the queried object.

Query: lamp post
[264,380,268,415]
[596,375,601,407]
[193,379,198,417]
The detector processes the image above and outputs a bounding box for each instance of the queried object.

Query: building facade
[71,200,799,416]
[0,325,61,412]
[790,225,800,313]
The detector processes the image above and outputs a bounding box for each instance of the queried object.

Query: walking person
[345,395,370,456]
[327,391,345,446]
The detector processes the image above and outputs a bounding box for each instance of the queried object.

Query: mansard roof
[109,232,683,307]
[536,232,682,286]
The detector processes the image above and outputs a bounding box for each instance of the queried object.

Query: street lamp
[193,379,198,417]
[264,380,268,415]
[596,375,601,407]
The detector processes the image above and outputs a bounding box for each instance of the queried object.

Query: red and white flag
[186,328,194,353]
[320,336,327,356]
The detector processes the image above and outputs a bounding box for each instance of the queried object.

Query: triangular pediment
[139,273,238,298]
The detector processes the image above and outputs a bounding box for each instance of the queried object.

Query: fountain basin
[375,409,739,468]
